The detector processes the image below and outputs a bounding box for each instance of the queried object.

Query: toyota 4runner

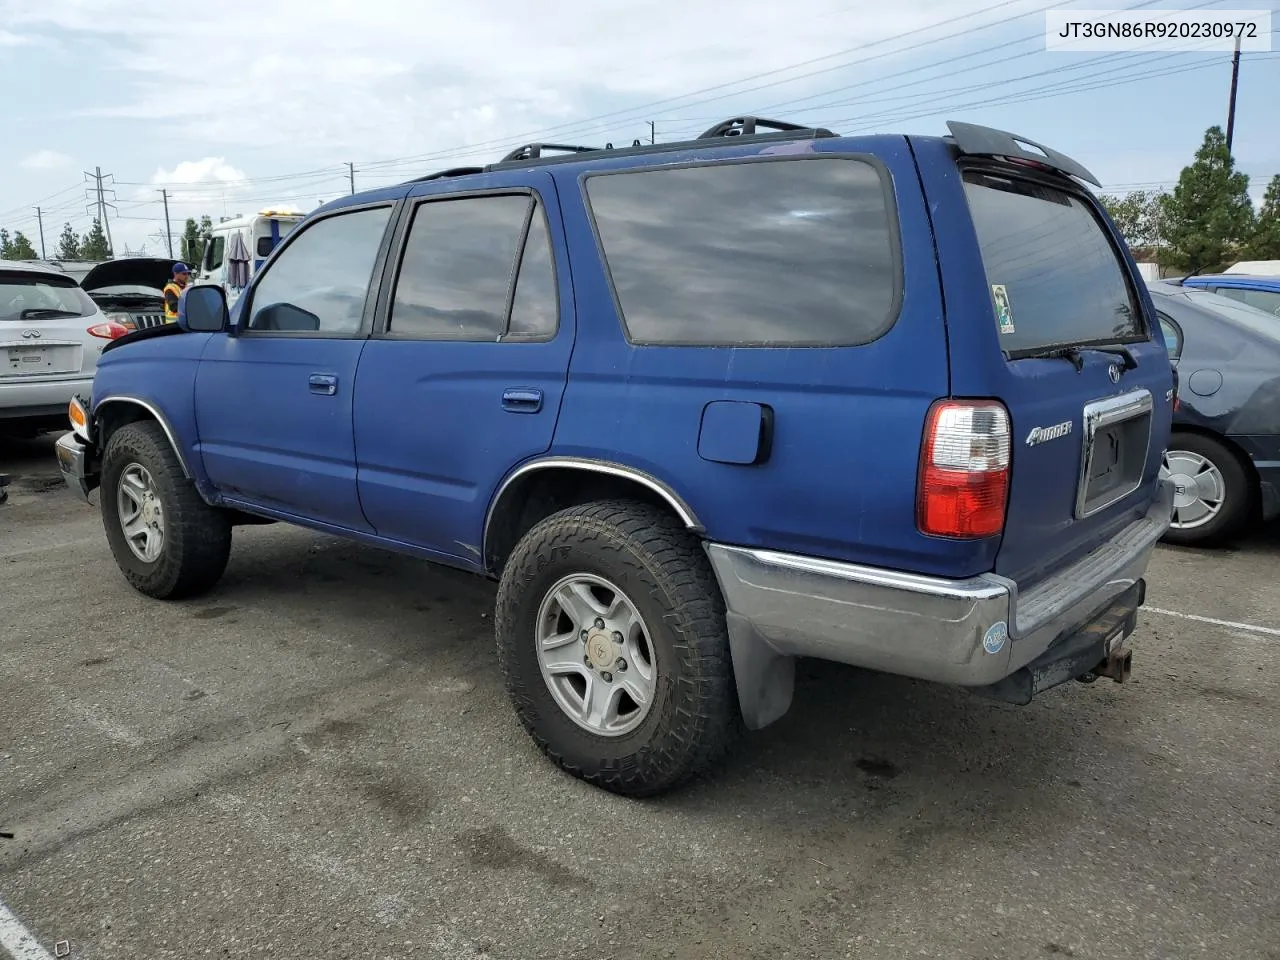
[56,116,1176,796]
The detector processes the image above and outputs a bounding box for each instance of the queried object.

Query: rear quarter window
[962,172,1144,355]
[584,156,901,346]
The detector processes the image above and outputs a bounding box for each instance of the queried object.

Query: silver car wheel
[535,573,657,737]
[117,462,166,563]
[1161,450,1225,530]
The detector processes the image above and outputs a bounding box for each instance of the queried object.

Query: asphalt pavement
[1,433,1277,960]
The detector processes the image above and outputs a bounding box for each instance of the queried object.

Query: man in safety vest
[162,262,192,322]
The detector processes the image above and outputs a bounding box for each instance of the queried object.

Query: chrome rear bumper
[707,480,1174,728]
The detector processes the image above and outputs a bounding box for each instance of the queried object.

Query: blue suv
[56,117,1175,796]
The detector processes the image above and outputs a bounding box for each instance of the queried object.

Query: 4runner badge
[1025,420,1073,446]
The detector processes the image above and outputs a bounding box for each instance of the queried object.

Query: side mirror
[179,284,229,333]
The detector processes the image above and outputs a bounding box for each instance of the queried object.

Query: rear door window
[585,157,900,346]
[962,172,1143,355]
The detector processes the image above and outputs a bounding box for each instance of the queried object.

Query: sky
[1,0,1277,258]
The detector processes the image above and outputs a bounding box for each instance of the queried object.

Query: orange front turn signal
[69,397,88,434]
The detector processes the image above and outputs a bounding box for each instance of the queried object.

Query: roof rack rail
[500,143,598,163]
[698,116,837,140]
[410,166,484,183]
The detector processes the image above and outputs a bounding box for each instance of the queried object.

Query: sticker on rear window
[992,284,1015,334]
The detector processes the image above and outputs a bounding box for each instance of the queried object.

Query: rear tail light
[917,399,1011,539]
[87,321,131,340]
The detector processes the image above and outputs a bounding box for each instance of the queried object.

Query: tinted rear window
[585,157,900,346]
[0,273,97,322]
[962,172,1142,354]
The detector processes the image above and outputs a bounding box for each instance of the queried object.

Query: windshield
[1,272,98,322]
[962,171,1143,355]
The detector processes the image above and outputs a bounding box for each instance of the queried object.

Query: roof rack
[499,143,599,163]
[405,116,838,183]
[697,116,835,139]
[410,166,484,183]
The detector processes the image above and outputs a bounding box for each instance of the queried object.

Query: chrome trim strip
[739,548,1007,602]
[93,396,192,478]
[1075,388,1153,520]
[483,456,701,561]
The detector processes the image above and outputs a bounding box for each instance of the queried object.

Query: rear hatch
[920,146,1174,589]
[1,268,101,381]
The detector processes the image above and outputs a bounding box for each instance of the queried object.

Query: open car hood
[80,257,175,293]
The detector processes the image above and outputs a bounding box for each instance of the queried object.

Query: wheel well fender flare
[94,397,192,479]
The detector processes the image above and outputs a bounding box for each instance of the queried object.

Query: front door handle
[502,388,543,414]
[309,373,338,396]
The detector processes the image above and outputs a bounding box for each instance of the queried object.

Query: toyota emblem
[1108,363,1122,384]
[21,329,41,339]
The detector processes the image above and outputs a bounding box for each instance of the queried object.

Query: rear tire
[495,499,739,796]
[101,421,232,599]
[1160,432,1253,547]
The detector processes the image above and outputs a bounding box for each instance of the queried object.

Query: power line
[353,0,1063,171]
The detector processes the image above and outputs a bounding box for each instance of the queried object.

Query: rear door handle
[502,388,543,413]
[308,374,338,396]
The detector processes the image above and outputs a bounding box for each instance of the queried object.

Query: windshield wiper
[1033,346,1085,372]
[19,308,82,320]
[1026,344,1138,374]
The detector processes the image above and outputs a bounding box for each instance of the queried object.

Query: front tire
[495,500,739,796]
[1160,432,1254,547]
[101,421,232,599]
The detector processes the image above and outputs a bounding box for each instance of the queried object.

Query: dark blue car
[56,117,1175,795]
[1149,281,1280,545]
[1181,273,1280,318]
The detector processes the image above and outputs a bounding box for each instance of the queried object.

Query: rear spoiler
[945,121,1101,188]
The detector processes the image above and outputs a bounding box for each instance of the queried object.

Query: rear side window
[962,172,1143,355]
[389,194,558,341]
[585,157,900,346]
[1216,286,1280,316]
[0,273,97,322]
[1156,312,1182,359]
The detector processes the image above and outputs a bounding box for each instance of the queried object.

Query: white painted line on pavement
[1144,606,1280,638]
[0,899,55,960]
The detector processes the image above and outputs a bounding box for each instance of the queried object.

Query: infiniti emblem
[1108,363,1122,384]
[21,329,41,339]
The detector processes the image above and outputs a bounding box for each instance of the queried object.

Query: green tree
[1099,190,1162,250]
[1247,174,1280,260]
[56,222,82,260]
[180,215,214,265]
[1157,126,1255,275]
[80,218,113,260]
[0,229,12,259]
[8,231,38,260]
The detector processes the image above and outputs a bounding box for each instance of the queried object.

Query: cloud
[20,149,73,170]
[0,0,1038,169]
[0,29,31,45]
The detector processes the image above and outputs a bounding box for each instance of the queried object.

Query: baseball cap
[173,262,191,275]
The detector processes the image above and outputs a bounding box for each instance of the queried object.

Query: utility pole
[648,121,656,145]
[84,166,117,257]
[159,188,174,257]
[33,207,46,259]
[347,162,356,195]
[1226,33,1242,153]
